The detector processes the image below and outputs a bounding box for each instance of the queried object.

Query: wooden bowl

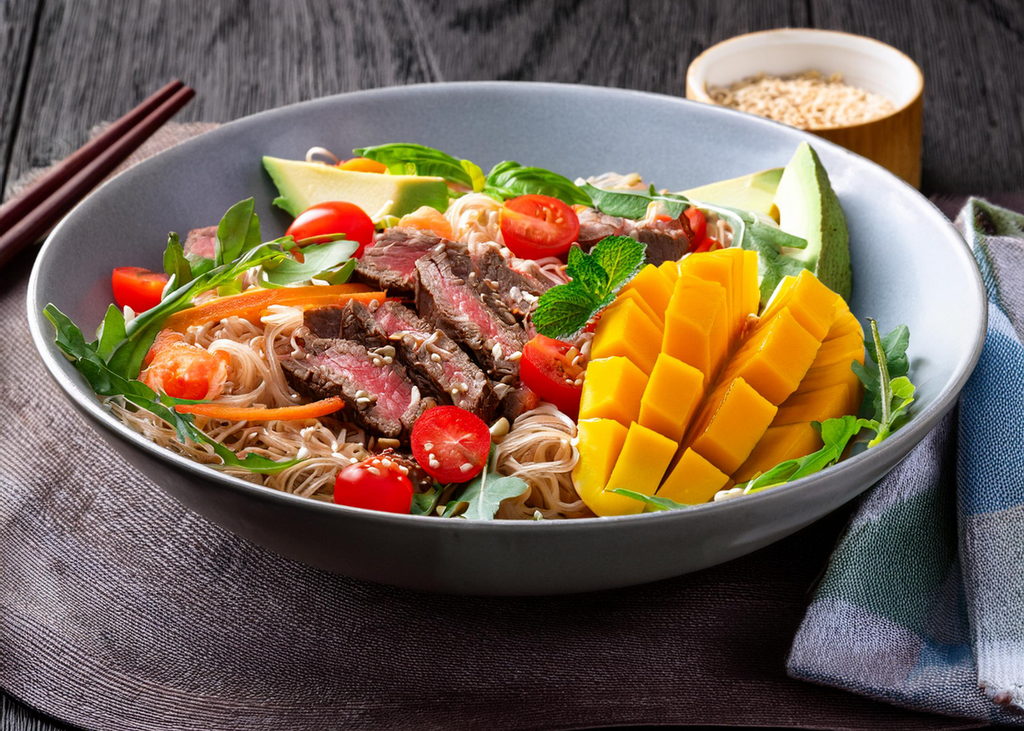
[686,29,924,187]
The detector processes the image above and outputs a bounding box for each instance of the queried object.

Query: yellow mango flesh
[639,353,705,442]
[663,274,728,382]
[686,377,778,475]
[734,422,824,483]
[621,264,674,317]
[659,448,730,505]
[725,307,822,405]
[659,259,680,283]
[573,419,632,517]
[774,384,851,426]
[602,423,679,516]
[579,357,649,426]
[759,270,839,341]
[614,287,664,327]
[591,298,662,373]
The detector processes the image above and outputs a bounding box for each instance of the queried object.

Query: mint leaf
[589,235,646,297]
[609,489,691,512]
[484,161,592,206]
[578,182,690,220]
[565,245,609,295]
[532,282,600,339]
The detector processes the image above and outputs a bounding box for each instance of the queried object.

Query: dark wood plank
[0,0,42,200]
[812,0,1024,193]
[2,0,434,199]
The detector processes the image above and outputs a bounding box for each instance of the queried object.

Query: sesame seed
[431,353,441,362]
[397,465,409,475]
[459,463,474,473]
[366,466,381,476]
[424,442,434,451]
[507,351,522,362]
[296,447,310,460]
[381,458,392,468]
[492,343,503,360]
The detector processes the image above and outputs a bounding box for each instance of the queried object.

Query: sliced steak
[340,300,499,420]
[303,306,345,339]
[576,208,628,250]
[627,217,692,266]
[470,245,550,320]
[183,225,218,260]
[501,386,541,422]
[281,333,427,439]
[415,247,528,383]
[355,227,446,293]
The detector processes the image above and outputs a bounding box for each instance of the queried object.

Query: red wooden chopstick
[0,80,195,269]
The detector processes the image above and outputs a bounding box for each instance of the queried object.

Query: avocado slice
[262,156,450,219]
[681,168,784,221]
[772,143,851,301]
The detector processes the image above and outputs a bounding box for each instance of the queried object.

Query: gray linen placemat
[0,125,987,731]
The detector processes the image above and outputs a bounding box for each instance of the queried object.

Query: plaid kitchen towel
[788,199,1024,724]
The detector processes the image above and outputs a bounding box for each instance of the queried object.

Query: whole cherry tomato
[286,201,375,256]
[334,456,414,513]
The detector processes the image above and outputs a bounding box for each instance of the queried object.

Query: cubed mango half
[621,264,674,317]
[572,419,631,517]
[579,356,649,426]
[686,377,777,475]
[638,353,704,442]
[658,448,730,505]
[592,298,662,373]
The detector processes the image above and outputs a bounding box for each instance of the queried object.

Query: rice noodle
[445,192,504,247]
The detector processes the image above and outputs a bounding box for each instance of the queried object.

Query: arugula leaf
[353,143,485,192]
[162,232,192,287]
[214,198,260,265]
[410,484,444,517]
[95,304,127,361]
[484,161,592,206]
[853,319,914,446]
[322,257,358,285]
[533,235,647,339]
[441,447,530,520]
[260,239,358,286]
[577,182,690,220]
[609,489,691,512]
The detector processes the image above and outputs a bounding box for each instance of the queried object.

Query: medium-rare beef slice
[339,300,498,420]
[501,386,541,422]
[470,245,551,320]
[303,306,345,339]
[627,217,692,266]
[281,332,428,438]
[415,248,527,383]
[355,227,446,292]
[183,225,218,260]
[576,208,628,250]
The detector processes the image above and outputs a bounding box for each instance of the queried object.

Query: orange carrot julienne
[162,284,382,331]
[175,396,345,421]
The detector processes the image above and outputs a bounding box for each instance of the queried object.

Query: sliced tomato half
[520,335,585,418]
[111,267,169,313]
[499,194,580,259]
[411,406,492,484]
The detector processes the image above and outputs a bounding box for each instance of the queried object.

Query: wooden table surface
[1,0,1021,729]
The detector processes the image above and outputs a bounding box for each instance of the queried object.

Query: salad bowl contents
[28,83,983,593]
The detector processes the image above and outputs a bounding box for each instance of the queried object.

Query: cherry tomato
[334,456,414,513]
[685,207,707,244]
[338,157,388,174]
[499,194,580,259]
[111,267,169,313]
[520,335,584,418]
[694,237,722,254]
[411,406,491,483]
[141,340,230,400]
[286,201,375,256]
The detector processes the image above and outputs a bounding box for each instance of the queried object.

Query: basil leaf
[354,143,483,190]
[215,198,259,265]
[609,489,691,512]
[578,182,689,220]
[260,239,358,286]
[95,304,127,361]
[162,232,192,286]
[532,282,601,339]
[589,235,646,298]
[484,161,592,206]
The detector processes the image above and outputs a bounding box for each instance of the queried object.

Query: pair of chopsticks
[0,79,195,269]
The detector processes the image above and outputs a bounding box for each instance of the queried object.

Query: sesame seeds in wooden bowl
[687,30,924,186]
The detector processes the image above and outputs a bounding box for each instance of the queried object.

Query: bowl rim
[685,28,925,133]
[26,80,985,532]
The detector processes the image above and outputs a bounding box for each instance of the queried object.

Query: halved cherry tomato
[286,201,375,256]
[685,207,707,244]
[111,267,169,313]
[338,157,388,174]
[520,335,584,418]
[141,340,230,400]
[694,237,722,254]
[411,406,491,483]
[334,456,414,513]
[499,194,580,260]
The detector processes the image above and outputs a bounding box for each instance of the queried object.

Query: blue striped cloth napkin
[787,199,1024,724]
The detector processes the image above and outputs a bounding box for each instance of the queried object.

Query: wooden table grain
[1,1,1021,729]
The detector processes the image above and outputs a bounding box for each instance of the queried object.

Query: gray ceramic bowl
[27,82,985,595]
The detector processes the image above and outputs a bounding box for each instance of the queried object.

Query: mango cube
[663,275,729,382]
[579,357,649,426]
[573,419,631,517]
[621,264,675,318]
[659,259,680,283]
[758,270,839,341]
[734,422,824,483]
[638,353,704,442]
[726,307,822,405]
[687,377,777,475]
[592,298,662,373]
[613,287,664,328]
[604,422,679,513]
[774,383,851,426]
[659,448,730,505]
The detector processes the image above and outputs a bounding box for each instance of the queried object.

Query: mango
[639,353,705,442]
[774,383,851,426]
[573,419,631,517]
[724,307,822,405]
[621,264,674,317]
[603,422,679,516]
[659,260,680,283]
[659,448,730,505]
[758,270,839,341]
[579,357,649,426]
[687,377,777,475]
[734,422,823,483]
[591,298,662,373]
[663,274,729,381]
[613,287,664,328]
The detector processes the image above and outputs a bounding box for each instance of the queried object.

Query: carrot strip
[175,396,345,421]
[163,284,382,331]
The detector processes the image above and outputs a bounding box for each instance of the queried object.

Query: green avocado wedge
[262,156,450,219]
[681,168,783,221]
[772,143,852,300]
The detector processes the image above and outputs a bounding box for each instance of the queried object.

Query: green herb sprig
[439,446,530,520]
